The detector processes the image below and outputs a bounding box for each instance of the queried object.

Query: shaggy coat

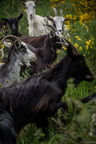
[20,33,63,74]
[0,42,93,136]
[0,97,16,144]
[0,35,36,87]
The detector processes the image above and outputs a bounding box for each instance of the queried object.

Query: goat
[22,1,70,38]
[0,35,36,88]
[2,13,23,37]
[19,25,67,74]
[47,8,70,39]
[22,0,51,36]
[0,97,16,144]
[0,39,93,137]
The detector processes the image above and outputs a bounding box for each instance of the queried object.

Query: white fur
[23,1,70,38]
[23,1,50,36]
[53,16,70,39]
[28,15,50,36]
[0,36,37,87]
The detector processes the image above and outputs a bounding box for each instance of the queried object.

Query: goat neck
[42,53,93,90]
[0,47,21,87]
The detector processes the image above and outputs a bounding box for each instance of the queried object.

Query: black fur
[2,13,23,37]
[0,97,16,144]
[0,44,93,137]
[20,33,63,74]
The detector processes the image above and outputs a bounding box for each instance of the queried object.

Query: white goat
[0,35,36,87]
[22,0,50,36]
[47,8,70,39]
[22,0,69,38]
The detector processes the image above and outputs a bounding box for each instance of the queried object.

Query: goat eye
[53,23,56,27]
[20,48,26,53]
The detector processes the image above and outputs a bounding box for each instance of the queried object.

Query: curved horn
[53,8,58,16]
[2,35,22,45]
[2,35,23,49]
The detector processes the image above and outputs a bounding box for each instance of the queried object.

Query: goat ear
[35,0,38,5]
[14,40,21,49]
[67,46,76,59]
[46,16,53,22]
[2,18,8,22]
[18,13,23,20]
[50,31,55,38]
[64,18,70,21]
[22,1,26,6]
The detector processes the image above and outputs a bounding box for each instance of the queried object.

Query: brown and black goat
[0,39,94,137]
[19,25,67,74]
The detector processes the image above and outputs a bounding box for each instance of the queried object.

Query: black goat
[2,13,23,36]
[0,39,93,137]
[0,97,16,144]
[20,25,67,74]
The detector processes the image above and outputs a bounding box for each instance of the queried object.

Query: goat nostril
[30,14,33,18]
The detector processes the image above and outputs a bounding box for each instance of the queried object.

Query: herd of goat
[0,0,95,143]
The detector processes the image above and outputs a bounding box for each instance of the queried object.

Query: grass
[0,0,96,143]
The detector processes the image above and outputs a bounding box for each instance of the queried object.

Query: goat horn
[2,35,22,44]
[62,38,79,55]
[56,42,69,47]
[47,24,58,33]
[53,8,58,16]
[46,16,54,22]
[2,35,23,50]
[60,9,62,16]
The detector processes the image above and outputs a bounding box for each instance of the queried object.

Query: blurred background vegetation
[0,0,96,143]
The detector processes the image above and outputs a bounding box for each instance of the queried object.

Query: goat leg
[49,101,68,116]
[35,118,49,138]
